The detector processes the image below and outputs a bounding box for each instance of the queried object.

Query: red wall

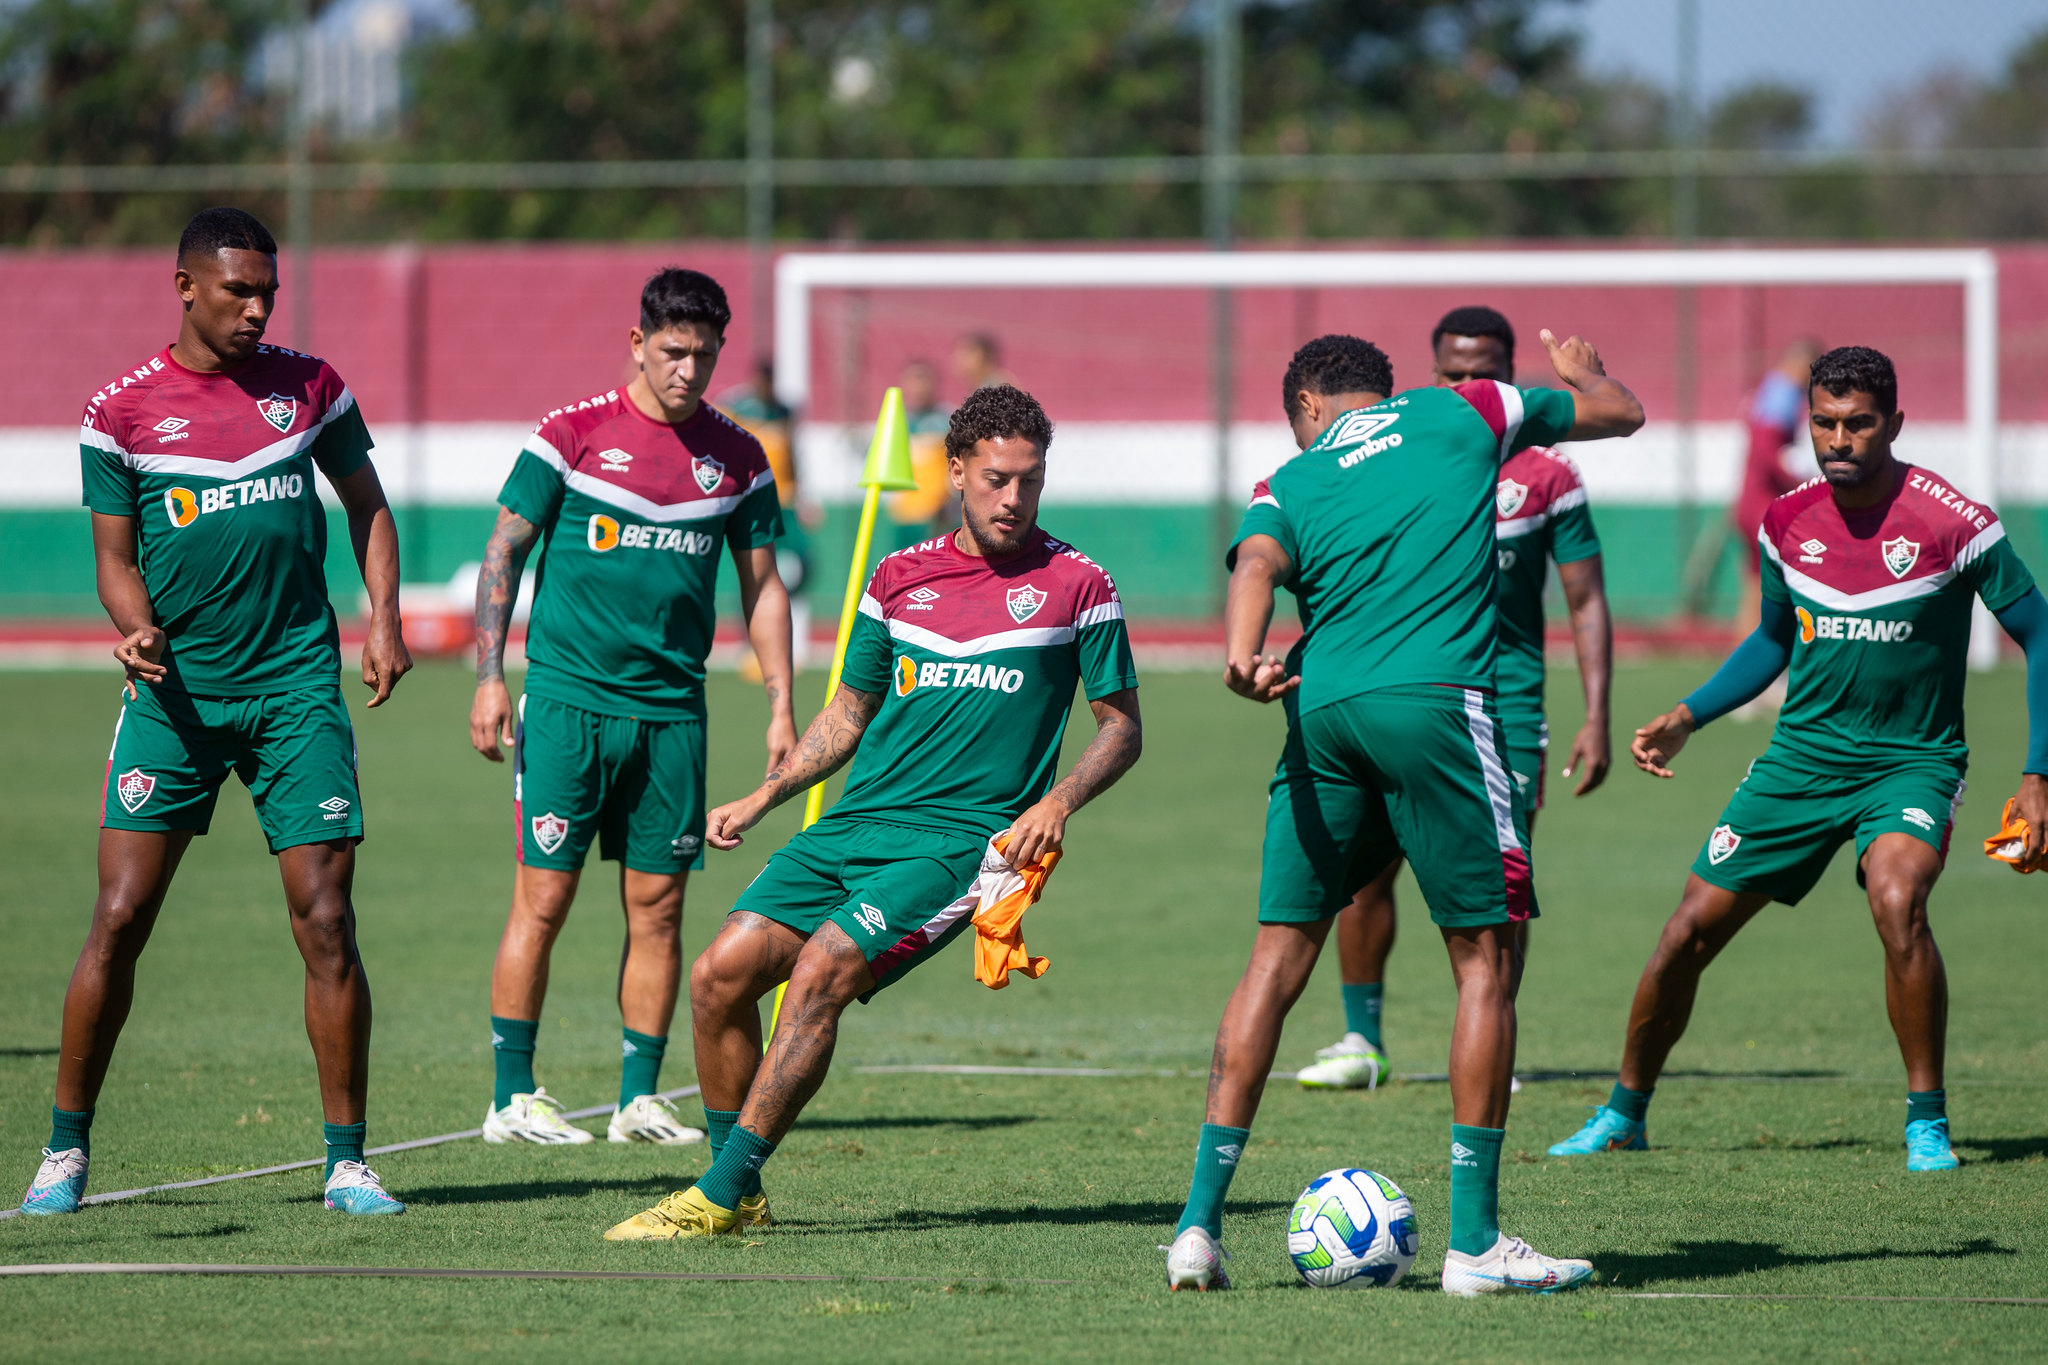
[8,242,2044,430]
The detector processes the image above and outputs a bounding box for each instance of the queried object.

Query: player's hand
[2011,772,2048,871]
[764,714,798,777]
[471,678,515,761]
[1224,653,1300,704]
[705,790,773,850]
[1564,719,1612,796]
[1631,703,1695,778]
[1541,329,1607,386]
[1003,797,1067,870]
[361,613,412,708]
[114,625,166,699]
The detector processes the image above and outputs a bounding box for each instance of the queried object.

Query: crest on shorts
[256,393,297,434]
[692,454,725,494]
[115,768,155,814]
[530,811,569,855]
[1707,824,1741,865]
[1005,583,1047,624]
[1496,478,1528,519]
[1882,536,1921,579]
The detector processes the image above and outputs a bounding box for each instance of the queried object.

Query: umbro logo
[318,796,351,822]
[152,417,192,443]
[622,1037,639,1056]
[905,586,941,612]
[1902,807,1935,830]
[1214,1143,1242,1166]
[853,902,887,935]
[597,447,633,472]
[1450,1141,1476,1162]
[1798,538,1826,565]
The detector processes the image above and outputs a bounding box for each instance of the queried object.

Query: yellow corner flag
[768,388,919,1044]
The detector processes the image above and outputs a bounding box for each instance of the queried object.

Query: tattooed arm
[469,506,542,761]
[703,683,882,849]
[1003,687,1143,868]
[731,541,798,773]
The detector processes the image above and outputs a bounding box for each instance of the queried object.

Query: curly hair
[1809,345,1898,415]
[178,207,276,262]
[1281,335,1394,421]
[945,383,1054,460]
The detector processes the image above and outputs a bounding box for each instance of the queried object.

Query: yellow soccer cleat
[603,1185,739,1241]
[733,1191,773,1229]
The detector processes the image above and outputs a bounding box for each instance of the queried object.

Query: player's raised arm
[703,683,882,849]
[327,460,411,707]
[1223,533,1300,703]
[1541,329,1645,441]
[469,505,542,760]
[1007,688,1142,869]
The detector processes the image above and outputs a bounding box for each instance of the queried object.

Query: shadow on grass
[1958,1135,2048,1165]
[377,1176,688,1209]
[1597,1236,2017,1287]
[0,1047,57,1058]
[790,1115,1038,1133]
[804,1198,1293,1235]
[152,1222,251,1240]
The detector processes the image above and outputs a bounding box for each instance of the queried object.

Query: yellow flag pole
[766,387,919,1044]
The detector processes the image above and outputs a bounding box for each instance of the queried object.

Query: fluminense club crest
[1496,478,1528,519]
[530,811,569,855]
[1882,535,1921,579]
[692,455,725,494]
[1707,824,1741,865]
[256,393,297,434]
[1006,583,1047,624]
[115,768,156,814]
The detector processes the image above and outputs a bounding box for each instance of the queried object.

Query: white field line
[0,1262,1078,1285]
[0,1085,699,1221]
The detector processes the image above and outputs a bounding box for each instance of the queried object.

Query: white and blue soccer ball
[1286,1168,1419,1288]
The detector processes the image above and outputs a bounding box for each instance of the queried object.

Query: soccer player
[1549,346,2048,1172]
[19,207,411,1217]
[603,383,1142,1239]
[1164,332,1644,1293]
[1300,306,1613,1091]
[469,269,794,1147]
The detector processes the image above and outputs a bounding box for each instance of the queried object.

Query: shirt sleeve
[1073,572,1139,701]
[78,416,137,516]
[308,393,373,481]
[498,434,568,529]
[725,469,785,552]
[1225,478,1297,571]
[1547,484,1601,565]
[1448,381,1575,459]
[1758,531,1791,603]
[838,573,895,695]
[1961,525,2035,614]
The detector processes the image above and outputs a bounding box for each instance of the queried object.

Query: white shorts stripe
[1461,688,1522,855]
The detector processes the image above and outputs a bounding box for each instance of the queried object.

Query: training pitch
[2,662,2046,1362]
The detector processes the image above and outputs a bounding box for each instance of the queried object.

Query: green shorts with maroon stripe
[1259,685,1538,928]
[1499,712,1548,823]
[100,681,362,853]
[514,694,705,874]
[1691,748,1967,905]
[733,816,987,1000]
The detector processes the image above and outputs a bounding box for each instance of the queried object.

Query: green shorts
[733,817,988,1000]
[100,682,362,854]
[1691,749,1966,905]
[1499,714,1548,821]
[1259,686,1537,928]
[513,694,705,874]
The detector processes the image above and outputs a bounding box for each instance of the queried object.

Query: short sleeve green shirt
[1493,445,1601,724]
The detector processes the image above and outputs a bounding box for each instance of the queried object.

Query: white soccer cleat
[607,1094,707,1146]
[1297,1033,1389,1090]
[1441,1233,1594,1295]
[482,1088,595,1144]
[1162,1226,1232,1291]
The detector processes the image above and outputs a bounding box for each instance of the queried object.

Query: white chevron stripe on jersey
[522,434,777,523]
[1762,523,2005,612]
[99,388,360,480]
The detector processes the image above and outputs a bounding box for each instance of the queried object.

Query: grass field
[3,660,2047,1363]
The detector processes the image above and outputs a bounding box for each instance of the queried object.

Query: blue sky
[1543,0,2048,146]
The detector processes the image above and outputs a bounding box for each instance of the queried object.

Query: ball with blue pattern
[1286,1168,1420,1288]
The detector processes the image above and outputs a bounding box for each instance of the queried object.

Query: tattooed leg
[733,923,875,1143]
[691,912,808,1113]
[1202,920,1331,1128]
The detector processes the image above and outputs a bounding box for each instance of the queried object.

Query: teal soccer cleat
[324,1160,406,1215]
[1905,1118,1959,1172]
[19,1147,88,1216]
[1547,1107,1647,1156]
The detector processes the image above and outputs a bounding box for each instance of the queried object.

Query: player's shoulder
[528,389,629,463]
[81,352,171,439]
[1502,444,1585,492]
[247,344,350,413]
[693,402,771,467]
[1761,475,1834,537]
[869,535,954,596]
[1034,533,1122,606]
[1897,465,1999,545]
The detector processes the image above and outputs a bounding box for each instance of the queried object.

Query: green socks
[702,1107,763,1199]
[491,1015,538,1110]
[1448,1123,1504,1256]
[1608,1082,1653,1123]
[49,1106,93,1156]
[323,1121,366,1179]
[620,1028,666,1108]
[698,1124,775,1210]
[1907,1089,1946,1125]
[1341,982,1385,1051]
[1176,1123,1250,1237]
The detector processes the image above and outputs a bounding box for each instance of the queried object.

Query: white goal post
[774,247,2001,666]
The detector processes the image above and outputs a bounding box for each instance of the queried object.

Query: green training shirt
[1229,381,1577,715]
[1759,465,2034,768]
[1494,445,1601,724]
[499,390,783,720]
[833,531,1139,840]
[78,345,373,696]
